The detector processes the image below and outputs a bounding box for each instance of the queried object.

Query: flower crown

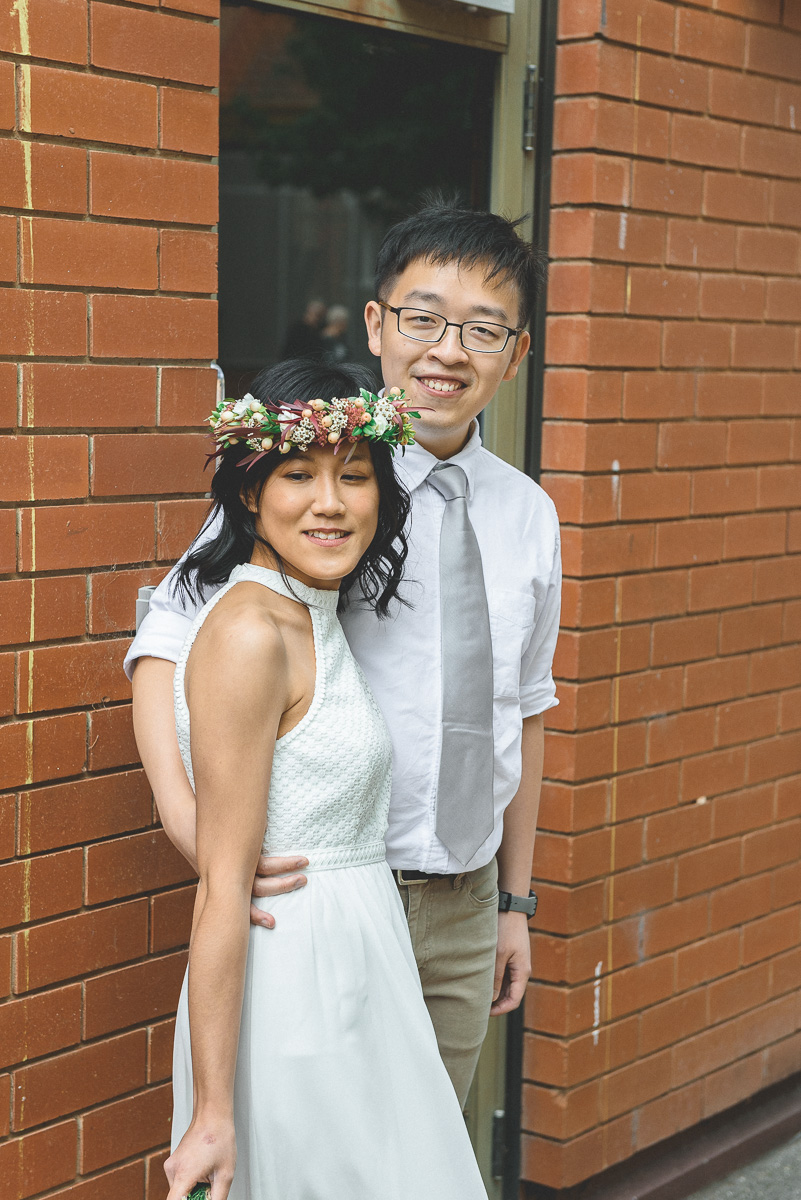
[207,387,419,469]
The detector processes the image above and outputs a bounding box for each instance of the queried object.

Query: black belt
[394,869,458,884]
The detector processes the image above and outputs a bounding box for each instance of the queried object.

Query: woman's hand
[249,853,308,928]
[164,1118,236,1200]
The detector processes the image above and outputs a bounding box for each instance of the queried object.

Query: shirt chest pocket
[487,587,536,698]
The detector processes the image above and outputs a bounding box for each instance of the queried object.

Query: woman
[160,360,488,1200]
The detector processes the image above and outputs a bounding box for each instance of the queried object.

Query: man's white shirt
[124,424,561,873]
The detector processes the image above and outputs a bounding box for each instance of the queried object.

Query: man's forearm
[496,713,545,895]
[132,655,199,872]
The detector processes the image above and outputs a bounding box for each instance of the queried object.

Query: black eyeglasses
[378,302,521,354]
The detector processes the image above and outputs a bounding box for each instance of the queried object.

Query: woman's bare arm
[165,611,287,1200]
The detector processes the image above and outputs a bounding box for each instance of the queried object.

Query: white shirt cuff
[123,609,193,680]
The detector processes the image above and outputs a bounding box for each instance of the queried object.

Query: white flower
[233,399,251,416]
[373,413,389,436]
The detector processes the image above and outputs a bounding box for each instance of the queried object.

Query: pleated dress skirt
[171,851,489,1200]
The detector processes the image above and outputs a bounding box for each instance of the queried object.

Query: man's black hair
[374,195,548,328]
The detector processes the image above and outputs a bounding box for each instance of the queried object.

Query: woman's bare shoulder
[188,582,290,694]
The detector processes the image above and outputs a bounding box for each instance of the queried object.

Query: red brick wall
[525,0,801,1190]
[0,2,218,1195]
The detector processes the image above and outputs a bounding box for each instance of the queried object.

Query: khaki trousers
[395,858,499,1108]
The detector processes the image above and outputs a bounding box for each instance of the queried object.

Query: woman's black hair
[173,359,411,618]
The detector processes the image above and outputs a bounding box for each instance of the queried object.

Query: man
[280,297,326,359]
[127,201,561,1107]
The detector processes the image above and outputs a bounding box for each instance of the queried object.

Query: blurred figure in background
[281,298,326,359]
[321,304,350,363]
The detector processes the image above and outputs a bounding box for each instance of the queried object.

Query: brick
[645,800,713,858]
[741,125,801,181]
[762,376,799,416]
[676,8,745,67]
[773,861,801,909]
[655,517,723,568]
[662,322,731,368]
[609,955,675,1021]
[161,85,218,156]
[659,422,727,469]
[682,744,747,800]
[676,929,740,992]
[692,468,757,515]
[720,604,783,654]
[550,153,629,208]
[556,41,634,100]
[699,275,765,321]
[0,794,13,859]
[641,991,706,1060]
[601,0,674,52]
[653,613,719,668]
[771,179,801,229]
[622,372,694,420]
[747,23,801,82]
[92,432,208,496]
[697,374,762,419]
[92,3,218,85]
[548,262,626,314]
[0,649,14,712]
[549,208,595,259]
[644,895,708,957]
[628,268,698,317]
[728,418,793,464]
[0,360,15,426]
[90,567,164,635]
[0,985,80,1067]
[743,822,801,874]
[159,229,217,294]
[742,909,800,966]
[151,885,195,953]
[766,278,801,322]
[84,951,187,1038]
[0,59,13,130]
[618,571,687,623]
[725,510,787,559]
[0,575,86,645]
[0,849,83,927]
[0,289,86,357]
[612,861,674,920]
[18,640,131,713]
[82,1081,172,1174]
[737,227,800,276]
[0,434,88,501]
[638,53,708,113]
[705,1055,766,1119]
[593,211,667,264]
[13,1029,146,1130]
[26,65,157,147]
[671,115,740,170]
[718,695,779,746]
[0,0,87,63]
[21,217,157,289]
[637,1081,705,1151]
[15,900,148,993]
[156,497,209,559]
[543,369,623,422]
[18,501,155,571]
[86,828,194,904]
[0,213,16,281]
[703,172,772,226]
[91,294,217,360]
[541,473,617,527]
[164,0,219,14]
[755,555,801,602]
[21,363,157,428]
[780,688,801,734]
[709,962,771,1024]
[618,473,691,521]
[750,646,801,695]
[0,1122,77,1198]
[757,465,801,509]
[159,366,216,429]
[88,703,139,771]
[50,1162,145,1200]
[732,326,796,370]
[667,219,736,269]
[18,769,151,854]
[616,762,680,821]
[748,731,801,784]
[676,840,741,900]
[148,1017,175,1082]
[0,139,87,215]
[91,151,218,224]
[0,712,86,791]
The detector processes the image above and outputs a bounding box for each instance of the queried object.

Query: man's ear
[364,300,383,359]
[502,330,531,382]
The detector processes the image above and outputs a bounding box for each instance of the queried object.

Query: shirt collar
[393,420,483,496]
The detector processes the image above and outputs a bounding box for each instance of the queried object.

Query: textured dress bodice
[173,563,393,870]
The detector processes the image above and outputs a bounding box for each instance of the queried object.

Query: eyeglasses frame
[378,301,522,355]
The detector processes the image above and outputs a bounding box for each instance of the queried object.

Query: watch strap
[498,889,538,918]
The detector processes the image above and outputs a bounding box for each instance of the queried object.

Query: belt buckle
[396,869,430,886]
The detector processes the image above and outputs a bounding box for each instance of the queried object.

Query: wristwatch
[498,889,538,919]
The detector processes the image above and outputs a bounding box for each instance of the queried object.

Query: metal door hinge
[523,64,538,153]
[491,1108,506,1178]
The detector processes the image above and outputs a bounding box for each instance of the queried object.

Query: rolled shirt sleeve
[518,513,561,719]
[122,510,222,679]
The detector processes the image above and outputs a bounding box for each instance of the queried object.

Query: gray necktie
[428,463,495,864]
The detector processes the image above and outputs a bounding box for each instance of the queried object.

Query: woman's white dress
[171,563,489,1199]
